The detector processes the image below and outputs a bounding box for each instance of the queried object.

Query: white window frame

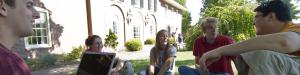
[133,26,140,38]
[24,7,52,49]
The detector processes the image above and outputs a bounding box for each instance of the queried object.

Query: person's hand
[195,64,201,70]
[199,50,222,75]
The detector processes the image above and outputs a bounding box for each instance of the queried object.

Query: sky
[186,0,202,25]
[186,0,300,25]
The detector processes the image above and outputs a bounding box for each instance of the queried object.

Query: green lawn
[66,50,195,75]
[132,50,195,75]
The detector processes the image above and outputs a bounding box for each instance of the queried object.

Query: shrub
[125,38,143,51]
[63,46,85,61]
[144,38,155,45]
[25,54,58,71]
[168,37,176,46]
[39,53,58,66]
[25,59,42,71]
[105,29,119,49]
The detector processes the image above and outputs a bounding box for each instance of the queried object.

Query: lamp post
[126,9,132,25]
[145,13,150,25]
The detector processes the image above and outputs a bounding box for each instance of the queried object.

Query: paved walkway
[32,45,154,75]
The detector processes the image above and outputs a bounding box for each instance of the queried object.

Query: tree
[201,0,246,13]
[181,11,192,37]
[202,3,257,41]
[184,0,257,51]
[176,0,192,49]
[104,29,118,49]
[184,22,203,51]
[256,0,300,19]
[176,0,186,6]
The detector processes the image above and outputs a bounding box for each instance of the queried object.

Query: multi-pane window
[131,0,136,5]
[148,0,152,10]
[111,14,119,34]
[140,0,144,8]
[154,0,157,12]
[25,7,51,49]
[113,21,118,34]
[131,0,140,8]
[133,26,140,38]
[150,25,153,34]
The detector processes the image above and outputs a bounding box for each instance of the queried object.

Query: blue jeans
[137,67,172,75]
[178,66,230,75]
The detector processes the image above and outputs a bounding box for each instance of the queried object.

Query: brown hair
[85,35,101,48]
[153,30,171,65]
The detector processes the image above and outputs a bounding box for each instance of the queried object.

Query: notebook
[76,52,116,75]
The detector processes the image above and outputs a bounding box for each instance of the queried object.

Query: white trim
[24,7,52,49]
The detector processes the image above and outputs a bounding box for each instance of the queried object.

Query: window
[148,0,155,11]
[111,14,119,34]
[131,0,140,8]
[25,7,51,49]
[154,0,157,12]
[140,0,144,8]
[113,21,118,34]
[148,0,152,10]
[133,26,140,38]
[150,26,153,34]
[131,0,136,5]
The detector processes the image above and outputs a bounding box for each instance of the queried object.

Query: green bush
[144,38,155,45]
[25,59,42,71]
[25,54,58,71]
[184,24,203,51]
[202,0,256,42]
[39,53,58,66]
[125,38,143,51]
[105,29,119,49]
[168,37,176,46]
[63,46,85,61]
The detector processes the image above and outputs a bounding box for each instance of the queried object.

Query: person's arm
[195,57,201,71]
[219,32,300,56]
[148,57,155,75]
[148,48,156,75]
[157,56,175,75]
[193,37,201,65]
[199,32,300,72]
[157,47,177,75]
[225,36,236,61]
[195,56,200,65]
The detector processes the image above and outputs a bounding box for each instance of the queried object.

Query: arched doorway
[127,9,144,41]
[105,5,125,49]
[144,14,157,40]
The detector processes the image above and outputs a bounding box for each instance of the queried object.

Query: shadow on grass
[131,59,150,73]
[175,59,194,66]
[177,50,192,52]
[177,48,192,52]
[131,59,195,75]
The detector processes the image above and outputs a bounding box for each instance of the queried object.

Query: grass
[131,51,194,75]
[64,51,195,75]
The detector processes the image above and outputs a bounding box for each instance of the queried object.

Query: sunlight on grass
[132,51,195,75]
[66,51,195,75]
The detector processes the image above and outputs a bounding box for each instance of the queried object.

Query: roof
[161,0,188,11]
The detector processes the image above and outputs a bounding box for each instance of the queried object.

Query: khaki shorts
[236,50,300,75]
